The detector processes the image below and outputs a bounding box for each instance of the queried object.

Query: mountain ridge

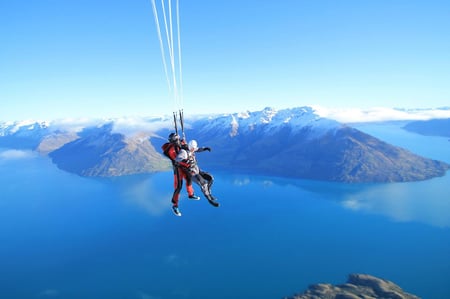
[48,123,169,177]
[1,107,448,182]
[403,118,450,138]
[179,108,448,182]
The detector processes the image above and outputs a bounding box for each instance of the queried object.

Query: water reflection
[107,174,171,216]
[96,165,450,228]
[340,176,450,228]
[0,149,37,161]
[223,172,450,228]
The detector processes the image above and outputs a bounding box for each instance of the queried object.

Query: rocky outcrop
[36,131,79,154]
[284,274,420,299]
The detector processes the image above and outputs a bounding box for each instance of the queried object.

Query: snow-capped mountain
[175,107,449,182]
[1,107,449,182]
[0,118,171,177]
[192,107,341,138]
[0,120,50,149]
[0,120,50,134]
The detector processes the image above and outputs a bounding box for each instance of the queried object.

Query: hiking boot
[172,206,182,216]
[188,194,200,200]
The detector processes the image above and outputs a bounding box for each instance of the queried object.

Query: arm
[196,146,211,153]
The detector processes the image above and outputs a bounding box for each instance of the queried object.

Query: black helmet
[168,133,180,143]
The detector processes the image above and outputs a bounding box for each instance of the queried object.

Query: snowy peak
[0,120,51,149]
[192,107,342,138]
[0,120,49,136]
[229,106,335,127]
[179,107,449,183]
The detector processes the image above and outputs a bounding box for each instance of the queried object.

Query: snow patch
[222,107,340,138]
[0,120,49,135]
[230,115,239,137]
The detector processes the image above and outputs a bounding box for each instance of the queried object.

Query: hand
[203,147,211,152]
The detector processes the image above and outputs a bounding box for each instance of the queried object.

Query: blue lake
[0,124,449,299]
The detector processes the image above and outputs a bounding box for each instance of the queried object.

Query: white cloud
[49,117,105,133]
[312,106,450,123]
[0,149,36,160]
[111,116,172,137]
[32,116,173,137]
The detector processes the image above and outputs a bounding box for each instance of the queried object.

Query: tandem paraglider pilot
[162,133,200,216]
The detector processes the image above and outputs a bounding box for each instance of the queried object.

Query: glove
[203,147,211,152]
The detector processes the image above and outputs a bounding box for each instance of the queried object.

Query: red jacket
[162,142,179,161]
[162,140,187,163]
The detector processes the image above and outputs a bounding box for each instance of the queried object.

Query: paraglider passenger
[175,139,219,213]
[161,133,200,216]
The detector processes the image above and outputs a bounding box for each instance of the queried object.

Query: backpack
[162,142,180,161]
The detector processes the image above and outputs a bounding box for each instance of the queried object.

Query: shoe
[207,198,220,207]
[188,194,200,200]
[172,206,182,216]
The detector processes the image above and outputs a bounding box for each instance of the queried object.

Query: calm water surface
[0,125,449,299]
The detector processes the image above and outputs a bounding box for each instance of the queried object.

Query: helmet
[188,140,198,151]
[168,133,179,143]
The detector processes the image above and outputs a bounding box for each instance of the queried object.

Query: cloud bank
[312,106,450,123]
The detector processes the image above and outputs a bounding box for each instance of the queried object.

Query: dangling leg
[192,173,219,207]
[200,171,214,199]
[171,167,183,216]
[200,171,214,193]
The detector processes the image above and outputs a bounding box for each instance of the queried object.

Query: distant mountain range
[0,120,50,149]
[403,118,450,138]
[0,107,449,182]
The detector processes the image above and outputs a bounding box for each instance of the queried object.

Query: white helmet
[188,140,198,151]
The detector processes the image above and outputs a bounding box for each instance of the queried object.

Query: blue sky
[1,0,449,121]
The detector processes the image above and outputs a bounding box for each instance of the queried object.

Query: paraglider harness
[161,110,214,181]
[161,110,186,164]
